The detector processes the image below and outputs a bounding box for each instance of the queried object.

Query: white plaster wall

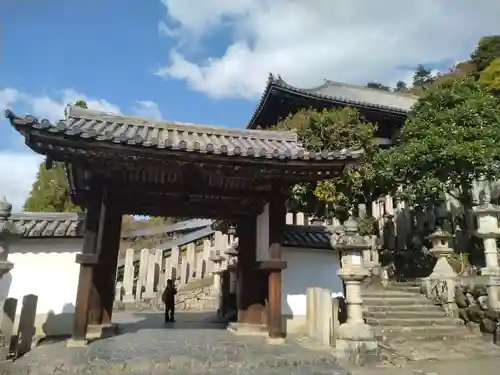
[0,238,82,338]
[281,247,343,317]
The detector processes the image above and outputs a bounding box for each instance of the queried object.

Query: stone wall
[455,282,500,335]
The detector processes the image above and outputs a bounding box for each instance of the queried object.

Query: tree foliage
[478,57,500,93]
[394,80,408,92]
[366,82,391,91]
[24,162,81,212]
[471,35,500,72]
[272,108,392,220]
[412,64,433,88]
[387,76,500,208]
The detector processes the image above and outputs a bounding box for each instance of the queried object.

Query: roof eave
[247,83,412,129]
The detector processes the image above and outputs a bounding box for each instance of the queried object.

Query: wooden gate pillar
[99,210,122,326]
[68,191,102,347]
[266,193,287,339]
[236,217,267,326]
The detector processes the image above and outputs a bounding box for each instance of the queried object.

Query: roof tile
[6,106,363,162]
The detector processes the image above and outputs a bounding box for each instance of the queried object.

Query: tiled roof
[248,74,417,128]
[5,106,363,162]
[122,219,213,239]
[282,224,342,250]
[9,212,86,238]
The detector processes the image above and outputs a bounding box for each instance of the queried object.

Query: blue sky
[1,0,500,210]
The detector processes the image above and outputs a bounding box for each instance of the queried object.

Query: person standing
[162,279,177,323]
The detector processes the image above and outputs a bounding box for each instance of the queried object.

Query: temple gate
[6,106,361,346]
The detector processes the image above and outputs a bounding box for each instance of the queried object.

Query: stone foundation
[455,283,500,335]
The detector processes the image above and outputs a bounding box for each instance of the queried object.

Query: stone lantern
[474,202,500,276]
[225,238,239,295]
[427,228,456,279]
[423,228,457,315]
[0,197,16,279]
[333,217,377,354]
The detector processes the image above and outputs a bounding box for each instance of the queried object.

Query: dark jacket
[162,286,177,304]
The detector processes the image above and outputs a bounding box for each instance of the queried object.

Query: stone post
[200,239,211,278]
[154,248,163,291]
[333,218,377,355]
[180,252,188,286]
[143,250,157,299]
[186,243,196,281]
[474,197,500,311]
[170,246,180,283]
[122,248,135,302]
[135,248,149,300]
[423,228,457,316]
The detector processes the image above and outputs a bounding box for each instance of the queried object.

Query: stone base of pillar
[122,294,135,302]
[66,338,88,348]
[85,324,119,340]
[481,267,500,276]
[227,322,268,336]
[86,324,104,340]
[335,321,377,357]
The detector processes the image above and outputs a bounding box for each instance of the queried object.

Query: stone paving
[2,310,500,374]
[1,311,350,375]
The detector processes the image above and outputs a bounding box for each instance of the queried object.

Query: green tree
[412,64,433,88]
[387,76,500,212]
[471,35,500,72]
[24,162,81,212]
[478,57,500,92]
[24,99,91,213]
[74,100,88,108]
[366,82,391,91]
[272,108,393,223]
[394,80,408,92]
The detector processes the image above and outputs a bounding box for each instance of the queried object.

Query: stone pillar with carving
[0,197,15,279]
[422,228,457,316]
[333,218,377,355]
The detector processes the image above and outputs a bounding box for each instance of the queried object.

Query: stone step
[365,310,448,320]
[365,317,454,327]
[372,326,478,341]
[387,285,422,293]
[365,304,443,312]
[363,296,433,306]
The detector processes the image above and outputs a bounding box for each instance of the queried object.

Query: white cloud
[25,89,121,123]
[132,100,163,120]
[156,0,500,99]
[0,88,121,211]
[0,151,44,212]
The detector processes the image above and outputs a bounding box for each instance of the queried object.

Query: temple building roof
[248,74,418,129]
[5,106,362,163]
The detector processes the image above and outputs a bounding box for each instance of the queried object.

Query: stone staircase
[362,281,477,341]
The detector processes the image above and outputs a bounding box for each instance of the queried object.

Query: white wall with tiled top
[0,238,82,338]
[280,246,343,334]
